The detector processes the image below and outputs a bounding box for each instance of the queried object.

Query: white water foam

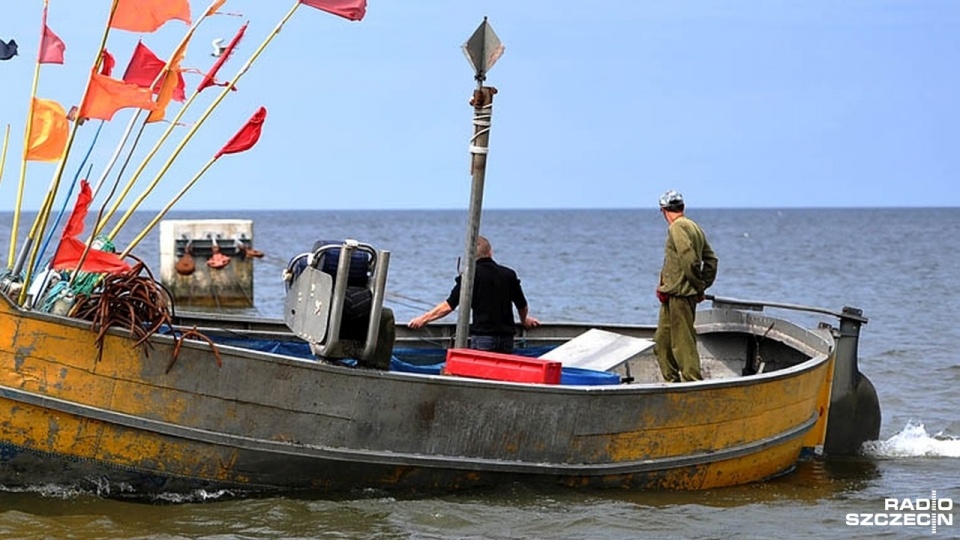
[863,421,960,458]
[0,482,236,503]
[0,483,90,499]
[152,488,236,503]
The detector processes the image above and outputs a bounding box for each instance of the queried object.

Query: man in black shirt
[408,236,539,353]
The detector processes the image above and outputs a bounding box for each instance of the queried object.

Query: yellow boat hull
[0,295,842,496]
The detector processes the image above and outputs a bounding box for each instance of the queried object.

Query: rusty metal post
[455,86,497,348]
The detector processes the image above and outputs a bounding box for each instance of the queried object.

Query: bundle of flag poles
[0,0,368,308]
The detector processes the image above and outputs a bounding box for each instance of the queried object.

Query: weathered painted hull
[0,295,837,496]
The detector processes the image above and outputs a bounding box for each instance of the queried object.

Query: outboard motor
[283,239,394,369]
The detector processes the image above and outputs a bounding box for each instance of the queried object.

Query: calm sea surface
[1,208,958,539]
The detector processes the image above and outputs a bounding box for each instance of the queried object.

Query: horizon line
[1,205,958,214]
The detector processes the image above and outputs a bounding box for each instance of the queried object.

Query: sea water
[0,208,957,539]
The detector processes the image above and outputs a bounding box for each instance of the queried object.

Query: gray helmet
[658,190,684,210]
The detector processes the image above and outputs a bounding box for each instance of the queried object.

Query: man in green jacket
[654,190,719,382]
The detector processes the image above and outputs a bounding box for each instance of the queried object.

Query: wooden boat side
[0,388,817,492]
[0,294,836,494]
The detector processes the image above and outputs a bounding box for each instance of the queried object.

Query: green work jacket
[658,216,718,297]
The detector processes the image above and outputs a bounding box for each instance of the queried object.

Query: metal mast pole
[456,17,504,348]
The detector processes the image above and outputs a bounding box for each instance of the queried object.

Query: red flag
[39,26,65,64]
[62,181,91,239]
[123,42,163,86]
[99,49,116,76]
[79,71,157,121]
[299,0,367,21]
[111,0,191,33]
[39,5,66,64]
[198,23,247,93]
[122,41,186,102]
[216,107,266,158]
[52,180,131,274]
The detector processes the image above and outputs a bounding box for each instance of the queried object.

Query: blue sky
[0,0,958,211]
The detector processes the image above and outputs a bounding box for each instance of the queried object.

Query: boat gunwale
[1,294,836,395]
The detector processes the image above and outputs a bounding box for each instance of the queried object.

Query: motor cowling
[283,239,393,369]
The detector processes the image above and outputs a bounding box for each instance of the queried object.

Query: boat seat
[538,329,654,372]
[283,239,394,369]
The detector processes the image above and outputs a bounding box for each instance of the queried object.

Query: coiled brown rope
[69,256,219,368]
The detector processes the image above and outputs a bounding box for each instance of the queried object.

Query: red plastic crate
[444,348,562,384]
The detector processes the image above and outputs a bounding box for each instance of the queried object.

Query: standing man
[654,190,719,382]
[408,235,539,353]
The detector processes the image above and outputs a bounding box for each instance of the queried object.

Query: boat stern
[822,306,882,455]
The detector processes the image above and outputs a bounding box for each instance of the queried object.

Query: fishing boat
[0,5,879,499]
[0,239,881,498]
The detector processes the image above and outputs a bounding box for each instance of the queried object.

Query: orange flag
[79,71,157,121]
[26,98,68,162]
[146,43,187,123]
[111,0,191,33]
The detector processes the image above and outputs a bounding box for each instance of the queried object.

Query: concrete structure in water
[159,219,260,308]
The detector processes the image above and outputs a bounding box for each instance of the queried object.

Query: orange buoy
[175,242,196,276]
[242,246,264,259]
[206,241,231,269]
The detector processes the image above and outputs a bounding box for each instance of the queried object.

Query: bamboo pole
[107,1,303,241]
[90,112,139,199]
[35,123,101,268]
[120,155,218,258]
[93,0,226,204]
[7,0,50,268]
[17,0,120,303]
[94,86,201,235]
[80,118,147,259]
[0,124,10,190]
[75,0,226,275]
[93,0,241,235]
